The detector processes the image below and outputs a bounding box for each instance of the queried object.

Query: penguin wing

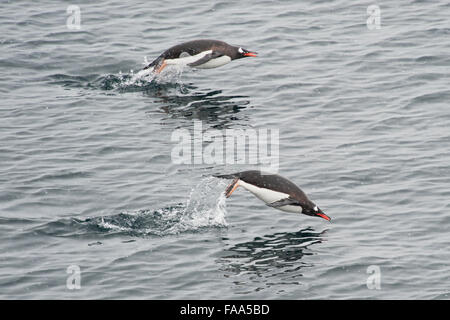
[179,51,191,58]
[188,51,224,67]
[266,197,301,208]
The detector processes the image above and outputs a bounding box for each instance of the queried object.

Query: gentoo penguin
[144,39,257,73]
[215,170,331,221]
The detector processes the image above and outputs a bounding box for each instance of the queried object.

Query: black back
[163,39,238,59]
[216,170,311,205]
[147,39,241,68]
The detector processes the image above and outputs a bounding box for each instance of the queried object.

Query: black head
[302,201,331,221]
[234,47,258,59]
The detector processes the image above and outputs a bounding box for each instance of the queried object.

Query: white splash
[182,176,228,229]
[93,176,228,236]
[98,216,131,233]
[125,56,187,86]
[126,67,156,85]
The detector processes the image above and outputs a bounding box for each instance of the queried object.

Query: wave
[46,58,189,92]
[29,177,228,238]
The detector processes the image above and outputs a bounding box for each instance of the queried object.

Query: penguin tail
[143,56,166,73]
[213,173,238,179]
[143,61,155,70]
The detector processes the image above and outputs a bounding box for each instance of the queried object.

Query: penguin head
[302,202,331,221]
[236,47,258,59]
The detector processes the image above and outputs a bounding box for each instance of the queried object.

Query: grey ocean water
[0,0,449,299]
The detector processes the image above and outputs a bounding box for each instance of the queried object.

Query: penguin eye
[313,206,318,212]
[238,47,244,54]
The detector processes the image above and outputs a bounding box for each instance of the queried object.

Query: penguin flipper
[188,51,224,67]
[179,51,191,58]
[267,197,300,208]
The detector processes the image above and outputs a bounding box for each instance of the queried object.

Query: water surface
[0,0,449,299]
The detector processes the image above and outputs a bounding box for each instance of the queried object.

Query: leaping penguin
[144,39,257,74]
[215,170,331,221]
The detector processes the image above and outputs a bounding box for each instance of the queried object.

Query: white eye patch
[314,206,318,211]
[238,47,244,53]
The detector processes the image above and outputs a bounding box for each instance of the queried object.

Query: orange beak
[244,52,257,57]
[317,212,331,221]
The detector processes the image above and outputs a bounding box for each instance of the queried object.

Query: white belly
[238,180,302,213]
[165,50,212,66]
[194,55,231,69]
[165,50,231,69]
